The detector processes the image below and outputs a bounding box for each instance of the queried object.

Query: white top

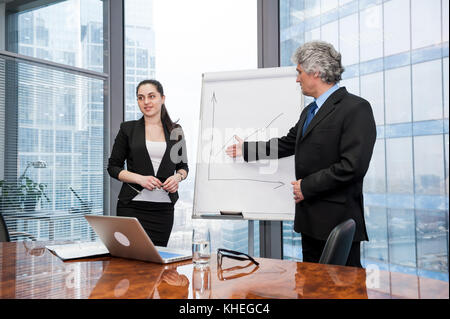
[132,141,171,203]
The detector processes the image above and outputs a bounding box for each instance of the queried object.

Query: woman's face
[137,83,165,118]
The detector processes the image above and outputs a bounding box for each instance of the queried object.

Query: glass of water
[192,227,211,266]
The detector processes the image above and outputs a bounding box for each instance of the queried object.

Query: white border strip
[202,65,297,83]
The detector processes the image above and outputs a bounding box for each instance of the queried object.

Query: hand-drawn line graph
[214,112,284,157]
[207,91,285,189]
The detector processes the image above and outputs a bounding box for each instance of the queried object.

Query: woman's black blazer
[107,116,189,204]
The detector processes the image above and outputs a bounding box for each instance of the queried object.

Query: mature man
[226,41,376,267]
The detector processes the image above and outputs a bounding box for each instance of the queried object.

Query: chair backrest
[319,219,356,266]
[0,213,11,242]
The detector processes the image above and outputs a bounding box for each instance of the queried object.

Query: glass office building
[124,0,156,121]
[280,0,449,279]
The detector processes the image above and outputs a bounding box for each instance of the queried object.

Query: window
[339,13,359,66]
[1,0,107,241]
[411,0,441,50]
[14,0,105,72]
[359,5,383,62]
[388,208,416,268]
[384,0,410,57]
[385,66,411,124]
[412,60,443,122]
[386,138,414,194]
[364,140,386,194]
[360,71,384,125]
[321,21,339,50]
[414,135,446,196]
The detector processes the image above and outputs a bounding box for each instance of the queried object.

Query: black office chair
[319,219,356,266]
[1,212,36,242]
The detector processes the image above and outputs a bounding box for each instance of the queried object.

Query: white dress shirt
[132,141,171,203]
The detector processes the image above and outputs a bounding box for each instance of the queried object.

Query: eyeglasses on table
[217,248,259,267]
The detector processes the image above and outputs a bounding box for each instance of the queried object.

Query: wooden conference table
[0,241,448,299]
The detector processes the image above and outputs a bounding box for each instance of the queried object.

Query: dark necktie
[302,101,318,136]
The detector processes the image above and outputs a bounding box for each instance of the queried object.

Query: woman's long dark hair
[136,79,180,132]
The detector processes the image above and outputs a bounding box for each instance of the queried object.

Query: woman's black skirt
[117,200,174,247]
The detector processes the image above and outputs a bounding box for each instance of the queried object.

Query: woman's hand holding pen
[138,175,163,191]
[136,174,180,193]
[225,135,244,158]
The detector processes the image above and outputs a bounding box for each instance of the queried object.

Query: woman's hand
[225,135,244,158]
[138,175,163,191]
[162,174,181,193]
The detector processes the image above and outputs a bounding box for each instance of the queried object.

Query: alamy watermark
[170,127,282,175]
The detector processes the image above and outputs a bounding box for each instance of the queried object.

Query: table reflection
[89,260,189,299]
[217,260,259,281]
[193,265,211,299]
[294,263,368,299]
[150,268,189,299]
[22,241,46,257]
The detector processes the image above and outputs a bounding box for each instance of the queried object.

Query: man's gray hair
[291,41,345,84]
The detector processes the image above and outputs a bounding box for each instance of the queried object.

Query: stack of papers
[46,241,110,261]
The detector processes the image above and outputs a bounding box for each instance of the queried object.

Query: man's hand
[225,135,244,158]
[291,179,304,203]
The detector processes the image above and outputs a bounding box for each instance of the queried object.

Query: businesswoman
[107,79,189,247]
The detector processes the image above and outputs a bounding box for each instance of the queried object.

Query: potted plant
[0,177,50,213]
[20,176,51,212]
[0,180,22,212]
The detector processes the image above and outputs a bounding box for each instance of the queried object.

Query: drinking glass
[192,227,211,266]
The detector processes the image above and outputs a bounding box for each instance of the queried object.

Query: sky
[152,0,258,164]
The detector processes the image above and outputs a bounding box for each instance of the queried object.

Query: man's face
[295,64,318,98]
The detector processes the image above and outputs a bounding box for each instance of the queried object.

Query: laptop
[84,215,192,264]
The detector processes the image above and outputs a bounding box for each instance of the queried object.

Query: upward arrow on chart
[211,91,217,105]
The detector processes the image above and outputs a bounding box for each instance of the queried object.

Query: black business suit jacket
[107,116,189,205]
[243,87,376,241]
